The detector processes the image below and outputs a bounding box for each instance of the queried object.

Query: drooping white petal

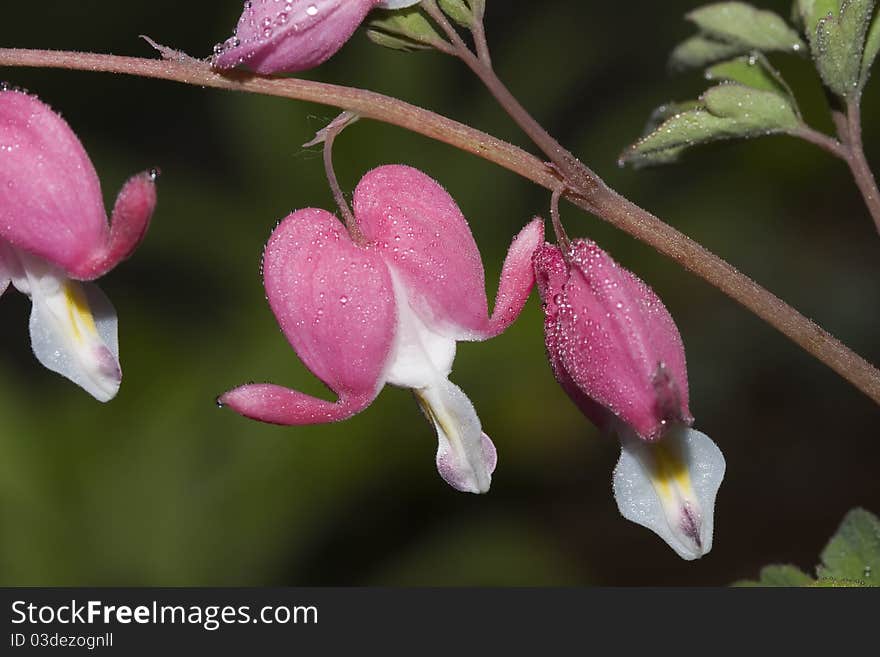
[415,377,497,494]
[10,250,121,402]
[612,423,725,560]
[381,270,495,493]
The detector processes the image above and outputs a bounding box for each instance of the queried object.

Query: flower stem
[809,99,880,235]
[549,187,570,253]
[420,1,601,200]
[313,111,363,241]
[1,47,878,403]
[794,126,848,160]
[843,101,880,235]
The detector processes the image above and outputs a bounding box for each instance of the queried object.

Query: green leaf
[732,564,815,587]
[438,0,475,27]
[644,100,705,133]
[687,2,806,53]
[808,0,876,97]
[706,54,797,104]
[862,9,880,81]
[816,508,880,585]
[796,0,843,32]
[623,101,704,166]
[670,35,748,70]
[366,29,435,52]
[702,82,801,129]
[620,83,801,167]
[367,8,445,50]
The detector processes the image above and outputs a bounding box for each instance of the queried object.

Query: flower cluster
[0,0,729,561]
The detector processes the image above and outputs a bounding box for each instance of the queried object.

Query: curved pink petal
[219,383,374,425]
[71,171,158,279]
[222,208,396,425]
[476,217,543,339]
[353,164,496,340]
[554,240,691,441]
[0,89,156,280]
[213,0,380,74]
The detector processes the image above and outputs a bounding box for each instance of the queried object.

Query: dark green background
[0,0,877,585]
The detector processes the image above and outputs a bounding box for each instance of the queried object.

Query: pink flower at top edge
[213,0,423,74]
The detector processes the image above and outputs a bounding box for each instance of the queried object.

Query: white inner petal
[612,423,726,560]
[7,248,122,402]
[383,269,494,493]
[383,269,456,389]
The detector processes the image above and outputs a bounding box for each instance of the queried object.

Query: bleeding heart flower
[220,164,543,493]
[0,88,157,401]
[534,239,725,560]
[213,0,422,74]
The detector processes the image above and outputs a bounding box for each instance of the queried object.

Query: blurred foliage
[734,507,880,586]
[0,0,878,586]
[625,1,880,166]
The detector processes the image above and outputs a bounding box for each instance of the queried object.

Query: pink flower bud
[534,239,691,441]
[220,164,543,493]
[534,239,725,560]
[213,0,421,74]
[0,88,158,401]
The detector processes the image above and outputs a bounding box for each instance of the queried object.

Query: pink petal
[536,240,692,441]
[213,0,381,74]
[354,164,512,341]
[533,244,614,432]
[219,383,374,425]
[0,89,156,280]
[478,217,543,339]
[71,171,158,279]
[221,208,396,425]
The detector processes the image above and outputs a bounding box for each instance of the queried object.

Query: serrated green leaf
[366,29,435,52]
[816,508,880,585]
[862,9,880,81]
[670,35,748,70]
[732,564,815,587]
[687,2,806,53]
[706,54,797,103]
[368,8,445,49]
[438,0,474,27]
[621,83,801,167]
[620,110,720,166]
[702,83,801,129]
[809,0,875,97]
[624,101,705,166]
[644,100,706,133]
